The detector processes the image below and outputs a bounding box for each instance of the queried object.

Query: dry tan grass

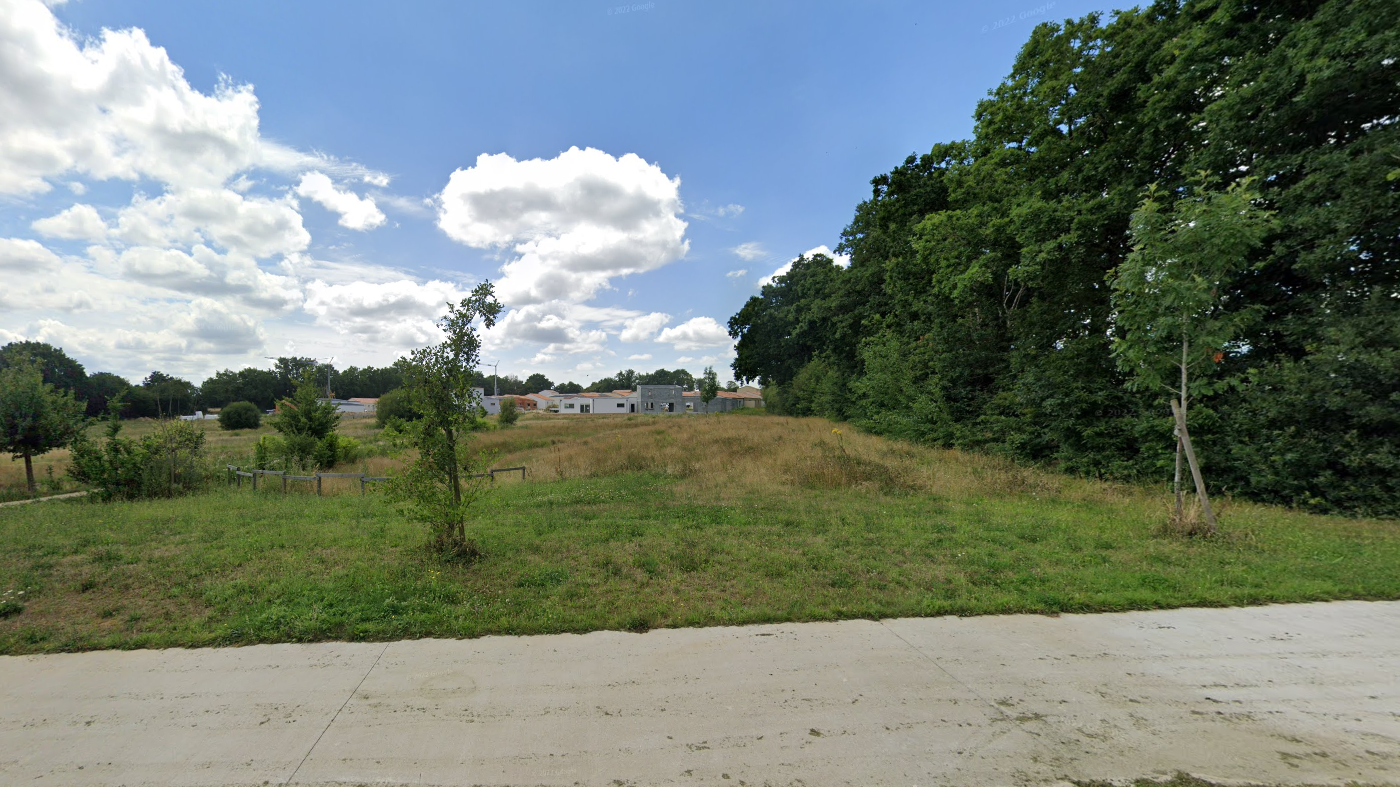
[2,409,1153,509]
[471,412,1151,508]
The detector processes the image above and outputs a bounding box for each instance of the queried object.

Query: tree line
[727,0,1398,517]
[0,342,407,417]
[0,340,734,418]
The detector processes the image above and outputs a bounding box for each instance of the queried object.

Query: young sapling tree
[388,283,503,557]
[1110,176,1273,534]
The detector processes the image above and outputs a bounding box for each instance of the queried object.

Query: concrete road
[1,601,1397,787]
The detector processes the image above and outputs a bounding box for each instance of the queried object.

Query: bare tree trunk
[1175,339,1187,521]
[1173,434,1184,520]
[444,426,461,505]
[23,450,35,496]
[1170,398,1217,535]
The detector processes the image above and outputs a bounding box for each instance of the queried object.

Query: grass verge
[1,413,1397,654]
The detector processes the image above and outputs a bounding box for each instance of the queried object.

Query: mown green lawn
[2,465,1396,654]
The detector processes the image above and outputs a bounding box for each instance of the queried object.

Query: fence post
[360,474,366,496]
[316,474,322,496]
[252,471,257,491]
[282,473,288,493]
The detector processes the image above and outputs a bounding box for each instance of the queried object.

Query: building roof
[348,397,379,404]
[612,389,633,395]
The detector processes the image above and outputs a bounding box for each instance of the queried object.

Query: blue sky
[0,0,1115,387]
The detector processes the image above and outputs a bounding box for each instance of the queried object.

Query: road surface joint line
[283,642,389,785]
[877,619,1061,764]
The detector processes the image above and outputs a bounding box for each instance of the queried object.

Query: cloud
[725,269,748,279]
[0,237,62,270]
[32,204,107,241]
[373,191,435,218]
[26,298,264,360]
[436,146,689,306]
[0,0,390,194]
[303,279,469,345]
[0,3,258,193]
[118,245,301,310]
[657,316,732,351]
[729,242,766,261]
[179,297,266,353]
[114,189,309,259]
[626,353,652,361]
[0,0,423,382]
[487,302,610,363]
[619,311,671,342]
[757,245,851,288]
[689,202,745,222]
[295,172,386,231]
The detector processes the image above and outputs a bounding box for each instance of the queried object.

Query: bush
[218,401,261,430]
[376,388,416,428]
[70,417,210,500]
[497,397,519,427]
[253,432,361,471]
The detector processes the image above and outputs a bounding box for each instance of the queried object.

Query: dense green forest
[728,0,1399,517]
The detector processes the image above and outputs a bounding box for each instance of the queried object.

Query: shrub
[218,401,261,430]
[252,432,361,471]
[70,415,209,500]
[376,388,417,428]
[497,397,519,427]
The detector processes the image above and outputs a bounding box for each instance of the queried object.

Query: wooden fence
[225,465,526,495]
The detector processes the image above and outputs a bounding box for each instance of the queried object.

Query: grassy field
[1,411,1397,654]
[0,415,392,502]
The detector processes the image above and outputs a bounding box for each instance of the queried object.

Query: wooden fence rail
[225,465,525,496]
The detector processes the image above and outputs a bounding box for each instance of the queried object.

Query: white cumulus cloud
[31,204,107,241]
[303,279,470,346]
[619,311,671,342]
[0,237,62,270]
[118,245,301,310]
[757,245,851,288]
[114,189,309,259]
[295,172,386,231]
[657,316,732,351]
[436,146,689,306]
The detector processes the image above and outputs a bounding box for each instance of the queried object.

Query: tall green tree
[85,372,131,418]
[1110,178,1274,533]
[523,372,554,392]
[726,0,1398,515]
[0,361,85,495]
[388,284,503,556]
[0,342,88,397]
